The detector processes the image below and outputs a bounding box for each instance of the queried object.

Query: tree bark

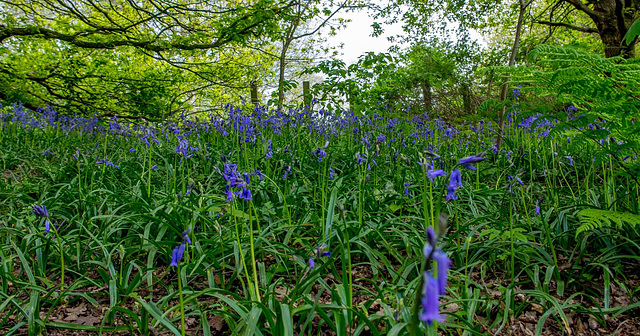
[591,0,637,58]
[546,0,639,58]
[497,0,530,150]
[421,79,432,112]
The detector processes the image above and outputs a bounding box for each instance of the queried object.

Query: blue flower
[32,204,49,218]
[182,229,191,245]
[240,187,252,201]
[458,154,485,171]
[265,139,273,159]
[512,86,521,99]
[565,156,574,166]
[419,273,444,324]
[283,165,291,180]
[170,243,186,267]
[427,169,446,180]
[445,169,461,201]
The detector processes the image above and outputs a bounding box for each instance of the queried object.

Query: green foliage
[577,208,640,236]
[0,0,290,118]
[304,41,478,117]
[623,17,640,45]
[506,45,640,167]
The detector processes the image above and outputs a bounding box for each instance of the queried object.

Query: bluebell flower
[423,245,451,295]
[253,169,263,181]
[309,244,330,269]
[356,153,366,165]
[182,229,191,244]
[32,204,49,218]
[316,244,331,258]
[512,85,521,99]
[419,273,444,324]
[427,169,446,180]
[240,187,252,201]
[283,165,291,180]
[329,168,335,180]
[42,149,54,156]
[404,182,411,196]
[313,147,327,162]
[565,156,574,166]
[444,169,461,201]
[170,243,186,267]
[96,158,120,169]
[458,154,485,171]
[265,139,273,159]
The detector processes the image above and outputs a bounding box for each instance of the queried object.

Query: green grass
[0,105,638,335]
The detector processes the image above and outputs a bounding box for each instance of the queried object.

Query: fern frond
[576,209,640,236]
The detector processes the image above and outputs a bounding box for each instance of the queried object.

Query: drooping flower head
[419,273,444,325]
[32,204,49,218]
[170,243,186,267]
[458,154,485,171]
[445,169,462,201]
[182,229,191,245]
[309,243,331,269]
[427,169,446,180]
[565,156,574,167]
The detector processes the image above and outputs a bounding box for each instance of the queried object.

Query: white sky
[328,9,404,64]
[327,8,486,64]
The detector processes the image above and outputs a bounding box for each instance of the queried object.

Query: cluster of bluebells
[512,85,522,99]
[175,137,198,163]
[170,229,192,267]
[33,204,51,233]
[420,226,451,324]
[312,141,329,162]
[96,157,120,169]
[221,164,252,202]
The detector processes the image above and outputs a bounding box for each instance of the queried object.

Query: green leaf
[624,18,640,45]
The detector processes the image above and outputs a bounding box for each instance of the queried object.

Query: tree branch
[560,0,602,21]
[536,20,598,33]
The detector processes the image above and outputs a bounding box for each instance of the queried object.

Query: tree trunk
[559,0,638,58]
[592,0,636,58]
[421,79,432,112]
[486,70,494,98]
[462,81,475,115]
[277,38,291,111]
[497,0,530,150]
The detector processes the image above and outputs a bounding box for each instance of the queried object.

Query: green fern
[576,209,640,236]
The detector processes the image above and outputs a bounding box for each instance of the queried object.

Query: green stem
[177,265,186,336]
